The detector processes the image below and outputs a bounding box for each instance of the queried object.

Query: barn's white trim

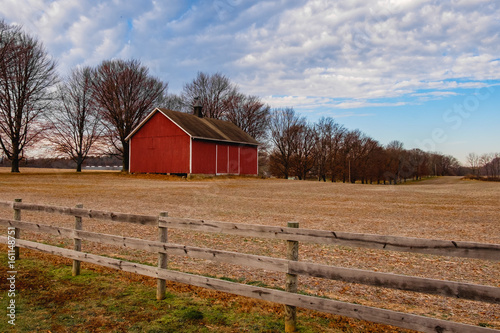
[128,137,132,172]
[189,138,193,174]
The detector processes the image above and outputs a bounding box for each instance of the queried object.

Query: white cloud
[262,95,406,111]
[230,0,500,102]
[1,0,499,106]
[1,0,156,72]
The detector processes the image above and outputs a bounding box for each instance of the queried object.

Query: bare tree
[160,93,185,112]
[269,108,305,179]
[493,153,500,178]
[291,122,316,180]
[442,154,460,176]
[180,72,270,142]
[479,153,493,178]
[0,20,58,172]
[327,122,346,182]
[223,93,270,141]
[339,130,361,183]
[466,152,480,176]
[384,140,404,184]
[46,67,103,172]
[357,137,380,184]
[181,72,238,119]
[91,59,167,172]
[366,144,387,184]
[314,117,335,182]
[407,149,429,180]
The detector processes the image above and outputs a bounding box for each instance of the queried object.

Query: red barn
[125,108,259,175]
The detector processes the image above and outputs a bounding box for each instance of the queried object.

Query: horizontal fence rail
[0,237,496,333]
[1,217,498,304]
[0,201,158,225]
[159,217,500,261]
[2,200,497,260]
[1,200,499,333]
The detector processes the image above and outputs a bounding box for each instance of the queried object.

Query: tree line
[465,152,500,179]
[0,20,489,182]
[267,108,461,183]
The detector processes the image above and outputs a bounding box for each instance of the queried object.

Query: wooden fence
[0,199,499,333]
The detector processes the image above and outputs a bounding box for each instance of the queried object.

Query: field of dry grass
[0,168,499,331]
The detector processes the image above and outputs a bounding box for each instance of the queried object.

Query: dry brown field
[0,168,499,331]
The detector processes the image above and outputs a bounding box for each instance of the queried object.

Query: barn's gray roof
[126,108,259,146]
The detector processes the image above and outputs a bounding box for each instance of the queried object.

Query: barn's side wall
[129,112,190,174]
[191,139,258,175]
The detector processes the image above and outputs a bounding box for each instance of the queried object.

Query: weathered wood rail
[0,200,499,333]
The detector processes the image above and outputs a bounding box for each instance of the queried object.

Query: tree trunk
[122,141,130,172]
[76,155,83,172]
[11,158,20,173]
[11,145,20,173]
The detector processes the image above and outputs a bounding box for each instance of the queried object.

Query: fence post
[72,204,83,276]
[157,211,168,300]
[13,199,21,260]
[285,221,299,332]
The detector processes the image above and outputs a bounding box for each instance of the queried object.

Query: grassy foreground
[0,247,407,333]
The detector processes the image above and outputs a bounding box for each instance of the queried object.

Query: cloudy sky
[1,0,499,163]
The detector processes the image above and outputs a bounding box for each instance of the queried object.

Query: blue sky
[1,0,499,163]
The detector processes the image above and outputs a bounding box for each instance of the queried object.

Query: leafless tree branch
[91,59,167,171]
[45,66,104,171]
[0,20,58,172]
